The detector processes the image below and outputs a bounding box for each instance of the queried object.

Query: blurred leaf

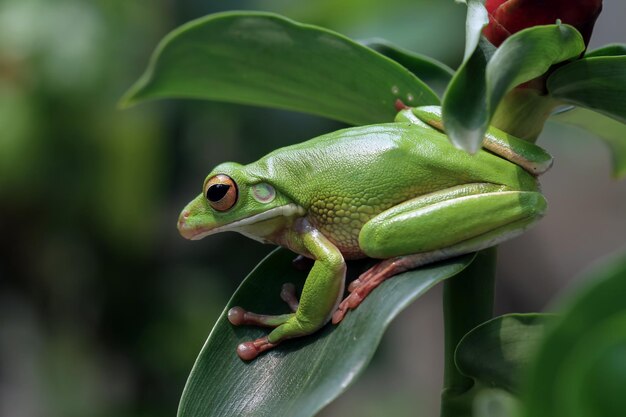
[550,107,626,178]
[455,313,552,393]
[547,56,626,124]
[585,43,626,58]
[121,11,439,125]
[0,82,40,192]
[522,252,626,417]
[178,248,474,417]
[473,389,520,417]
[443,24,584,153]
[363,38,454,98]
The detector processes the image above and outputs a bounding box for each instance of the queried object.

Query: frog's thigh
[359,184,547,259]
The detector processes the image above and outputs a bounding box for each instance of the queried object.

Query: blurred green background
[0,1,624,416]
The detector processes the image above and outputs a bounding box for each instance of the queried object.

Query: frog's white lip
[188,203,305,241]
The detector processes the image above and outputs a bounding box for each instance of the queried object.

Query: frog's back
[247,123,538,258]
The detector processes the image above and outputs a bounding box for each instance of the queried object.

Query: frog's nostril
[182,210,191,218]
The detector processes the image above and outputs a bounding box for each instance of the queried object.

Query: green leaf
[362,39,454,98]
[442,38,492,153]
[178,248,474,417]
[522,252,626,417]
[547,56,626,125]
[121,11,439,125]
[585,43,626,58]
[443,24,584,152]
[458,0,489,63]
[550,106,626,178]
[433,0,489,154]
[455,313,552,393]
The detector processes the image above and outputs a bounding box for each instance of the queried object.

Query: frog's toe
[347,262,385,292]
[236,336,278,361]
[347,278,362,292]
[227,306,248,325]
[331,308,345,324]
[227,306,294,328]
[332,292,364,324]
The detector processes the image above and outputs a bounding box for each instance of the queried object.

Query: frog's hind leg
[332,184,547,323]
[332,243,486,324]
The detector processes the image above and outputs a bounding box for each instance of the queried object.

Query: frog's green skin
[178,106,549,360]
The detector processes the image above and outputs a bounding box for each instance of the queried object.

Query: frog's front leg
[332,183,547,323]
[229,218,346,360]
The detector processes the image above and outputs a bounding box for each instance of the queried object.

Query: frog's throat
[190,203,305,241]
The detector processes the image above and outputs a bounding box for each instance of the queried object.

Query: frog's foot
[332,257,413,324]
[236,336,279,361]
[228,283,301,360]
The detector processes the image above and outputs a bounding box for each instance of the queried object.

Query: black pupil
[207,184,230,202]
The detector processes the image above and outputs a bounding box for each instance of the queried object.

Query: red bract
[483,0,602,47]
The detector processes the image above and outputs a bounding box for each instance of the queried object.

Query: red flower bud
[483,0,603,47]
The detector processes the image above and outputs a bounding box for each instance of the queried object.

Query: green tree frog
[177,106,552,360]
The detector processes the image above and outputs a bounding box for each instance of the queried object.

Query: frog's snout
[177,210,194,239]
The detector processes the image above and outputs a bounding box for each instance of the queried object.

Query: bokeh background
[1,1,624,416]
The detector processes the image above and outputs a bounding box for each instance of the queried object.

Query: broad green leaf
[455,313,552,393]
[522,252,626,417]
[550,107,626,178]
[121,12,439,125]
[443,24,584,152]
[458,0,489,63]
[363,39,454,98]
[547,56,626,124]
[442,38,492,153]
[433,0,488,154]
[178,248,474,417]
[585,43,626,58]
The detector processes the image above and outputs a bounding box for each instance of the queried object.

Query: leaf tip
[117,93,136,110]
[449,129,484,154]
[118,74,152,109]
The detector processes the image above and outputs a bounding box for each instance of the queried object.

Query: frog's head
[177,162,303,243]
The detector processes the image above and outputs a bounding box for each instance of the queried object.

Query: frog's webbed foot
[227,283,300,360]
[332,256,416,324]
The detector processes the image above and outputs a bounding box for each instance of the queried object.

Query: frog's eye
[205,174,238,211]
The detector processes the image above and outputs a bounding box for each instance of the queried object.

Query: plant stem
[440,248,497,417]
